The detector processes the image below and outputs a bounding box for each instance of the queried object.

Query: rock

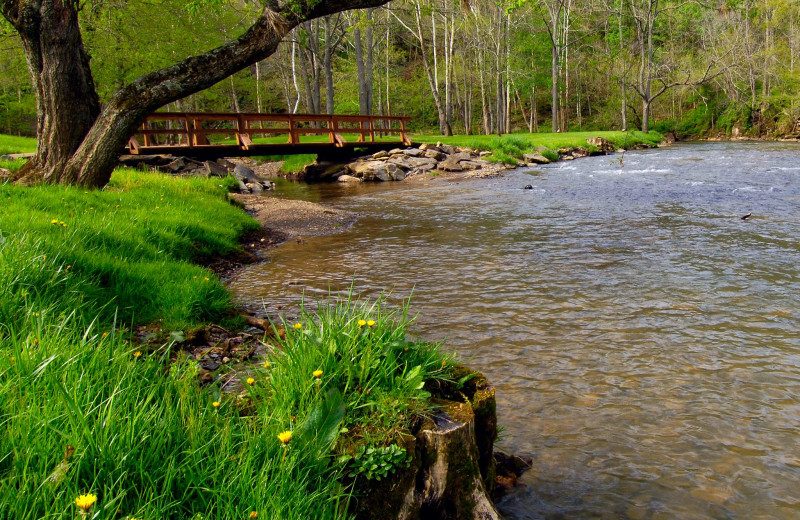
[167,157,186,172]
[204,160,229,177]
[419,143,431,151]
[439,161,464,172]
[389,166,407,181]
[479,151,492,157]
[372,150,389,159]
[424,149,447,161]
[246,182,264,194]
[388,148,404,155]
[402,148,424,157]
[233,164,261,184]
[561,155,575,161]
[237,180,249,193]
[337,174,362,183]
[449,151,472,163]
[572,148,590,158]
[522,184,533,190]
[522,153,550,164]
[586,136,616,154]
[664,131,677,143]
[439,144,457,155]
[460,161,481,171]
[301,161,347,181]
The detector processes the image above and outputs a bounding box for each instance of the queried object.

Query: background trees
[2,0,799,153]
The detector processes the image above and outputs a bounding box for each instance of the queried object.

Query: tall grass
[0,166,454,519]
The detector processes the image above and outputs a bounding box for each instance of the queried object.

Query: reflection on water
[228,142,800,519]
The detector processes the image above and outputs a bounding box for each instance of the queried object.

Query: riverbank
[0,164,510,519]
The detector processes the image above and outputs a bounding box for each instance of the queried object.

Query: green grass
[0,134,36,155]
[0,163,454,519]
[415,130,663,165]
[0,168,259,328]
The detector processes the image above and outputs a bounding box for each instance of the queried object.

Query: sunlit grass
[0,134,36,155]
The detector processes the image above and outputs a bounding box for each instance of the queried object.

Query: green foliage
[340,444,411,481]
[0,134,36,154]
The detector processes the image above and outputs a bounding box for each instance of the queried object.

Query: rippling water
[228,142,800,519]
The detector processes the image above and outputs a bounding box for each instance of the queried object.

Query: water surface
[228,142,800,519]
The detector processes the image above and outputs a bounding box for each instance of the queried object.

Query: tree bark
[2,0,395,188]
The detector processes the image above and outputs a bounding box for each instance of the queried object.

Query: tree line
[0,0,797,186]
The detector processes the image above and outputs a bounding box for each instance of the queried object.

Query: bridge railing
[128,112,412,153]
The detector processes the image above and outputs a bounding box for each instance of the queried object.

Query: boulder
[522,153,550,164]
[337,174,362,183]
[424,149,447,161]
[204,160,230,177]
[167,157,186,172]
[460,161,481,171]
[439,143,457,155]
[439,161,464,172]
[372,150,389,159]
[449,151,472,163]
[572,148,590,158]
[402,148,424,157]
[301,161,347,181]
[586,136,615,154]
[246,182,264,194]
[388,165,407,181]
[233,164,262,184]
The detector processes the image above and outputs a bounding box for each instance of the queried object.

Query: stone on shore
[522,152,550,164]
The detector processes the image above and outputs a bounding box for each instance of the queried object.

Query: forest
[1,0,798,140]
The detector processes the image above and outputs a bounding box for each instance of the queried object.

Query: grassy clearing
[0,134,36,155]
[0,158,454,519]
[416,130,663,165]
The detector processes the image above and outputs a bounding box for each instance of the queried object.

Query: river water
[228,142,800,519]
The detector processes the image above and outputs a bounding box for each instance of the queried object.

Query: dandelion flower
[74,493,97,511]
[313,369,323,378]
[204,277,209,281]
[358,319,367,327]
[367,320,376,327]
[50,219,58,224]
[133,351,142,358]
[102,332,108,338]
[212,401,220,408]
[246,377,255,385]
[277,431,292,444]
[262,361,271,369]
[249,512,259,519]
[293,323,302,330]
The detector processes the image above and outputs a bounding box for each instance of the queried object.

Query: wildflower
[262,361,271,369]
[212,401,220,408]
[358,319,367,327]
[249,512,259,519]
[33,338,39,344]
[133,351,142,358]
[60,222,66,227]
[277,431,292,444]
[367,320,376,327]
[66,265,71,269]
[102,332,108,338]
[204,277,209,281]
[293,323,302,330]
[246,377,255,385]
[313,369,323,378]
[50,219,58,224]
[74,493,97,511]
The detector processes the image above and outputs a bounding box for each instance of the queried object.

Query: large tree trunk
[4,0,100,185]
[2,0,393,188]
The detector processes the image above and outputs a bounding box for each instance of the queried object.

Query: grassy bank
[416,130,663,165]
[0,134,36,171]
[0,158,453,518]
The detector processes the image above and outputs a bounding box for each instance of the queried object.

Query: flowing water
[228,142,800,519]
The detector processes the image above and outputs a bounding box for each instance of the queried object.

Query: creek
[228,142,800,519]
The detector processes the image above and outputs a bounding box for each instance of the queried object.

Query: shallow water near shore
[228,142,800,519]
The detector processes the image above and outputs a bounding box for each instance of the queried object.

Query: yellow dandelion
[246,377,255,385]
[133,351,142,358]
[358,319,367,327]
[60,222,66,227]
[204,277,209,281]
[367,320,376,327]
[212,401,220,408]
[249,512,259,519]
[74,493,97,511]
[50,218,58,224]
[66,265,71,269]
[293,323,302,330]
[262,362,271,369]
[277,430,292,444]
[313,369,323,378]
[102,332,108,338]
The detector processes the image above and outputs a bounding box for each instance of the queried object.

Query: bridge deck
[127,112,412,160]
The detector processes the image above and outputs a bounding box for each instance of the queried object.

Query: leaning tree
[0,0,392,188]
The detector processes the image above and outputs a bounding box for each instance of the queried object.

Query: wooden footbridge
[126,112,413,160]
